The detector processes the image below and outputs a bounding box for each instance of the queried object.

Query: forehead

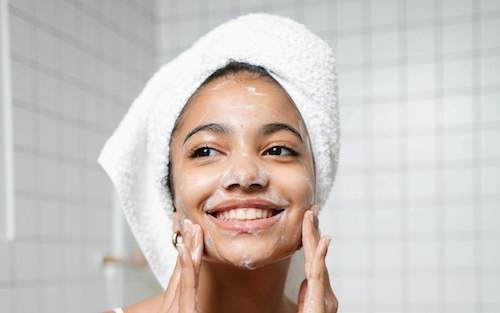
[176,74,305,131]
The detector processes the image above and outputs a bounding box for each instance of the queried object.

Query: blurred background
[0,0,499,312]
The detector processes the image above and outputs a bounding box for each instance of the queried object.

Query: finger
[182,219,194,253]
[178,244,197,313]
[304,236,330,313]
[303,205,320,277]
[158,257,182,312]
[160,219,194,313]
[184,219,204,267]
[302,210,314,278]
[192,224,204,277]
[321,239,338,313]
[311,236,330,279]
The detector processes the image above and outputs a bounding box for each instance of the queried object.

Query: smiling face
[169,71,316,269]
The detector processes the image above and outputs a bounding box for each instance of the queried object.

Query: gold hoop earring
[172,231,182,248]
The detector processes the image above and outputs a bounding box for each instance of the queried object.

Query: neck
[197,257,294,313]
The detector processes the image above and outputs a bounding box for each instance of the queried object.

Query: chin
[204,233,300,270]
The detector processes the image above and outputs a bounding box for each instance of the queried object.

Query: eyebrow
[183,122,303,145]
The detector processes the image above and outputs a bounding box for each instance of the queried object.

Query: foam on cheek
[205,232,213,248]
[277,209,288,243]
[298,169,314,208]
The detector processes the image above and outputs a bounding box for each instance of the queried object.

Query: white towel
[97,13,339,295]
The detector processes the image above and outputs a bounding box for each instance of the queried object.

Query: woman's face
[169,72,316,269]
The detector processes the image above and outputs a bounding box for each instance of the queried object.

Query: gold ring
[172,231,181,248]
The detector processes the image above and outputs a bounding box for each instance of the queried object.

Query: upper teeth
[215,208,273,221]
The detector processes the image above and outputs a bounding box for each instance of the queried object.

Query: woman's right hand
[156,219,204,313]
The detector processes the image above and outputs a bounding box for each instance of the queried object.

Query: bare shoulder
[102,293,164,313]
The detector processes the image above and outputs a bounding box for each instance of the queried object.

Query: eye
[189,146,221,158]
[264,145,298,156]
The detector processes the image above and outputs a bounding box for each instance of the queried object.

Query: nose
[221,154,269,191]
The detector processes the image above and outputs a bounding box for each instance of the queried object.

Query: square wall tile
[407,62,437,93]
[443,132,476,161]
[480,93,500,123]
[408,205,440,235]
[408,272,439,304]
[371,30,400,63]
[406,134,437,165]
[443,167,475,198]
[444,239,476,269]
[337,34,365,65]
[14,241,40,281]
[443,95,475,126]
[0,242,12,282]
[480,238,500,268]
[370,0,400,26]
[444,203,475,233]
[442,58,475,90]
[444,273,477,307]
[480,166,500,196]
[407,169,437,200]
[480,128,500,158]
[371,66,400,97]
[372,242,404,270]
[338,0,365,30]
[481,56,500,86]
[481,18,500,49]
[405,0,436,22]
[406,27,436,58]
[442,0,475,18]
[408,241,440,271]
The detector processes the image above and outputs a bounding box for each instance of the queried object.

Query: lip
[207,210,284,232]
[205,198,286,214]
[204,198,287,233]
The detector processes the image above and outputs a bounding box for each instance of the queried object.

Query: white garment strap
[113,308,124,313]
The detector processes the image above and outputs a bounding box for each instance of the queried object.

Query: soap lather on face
[166,61,317,270]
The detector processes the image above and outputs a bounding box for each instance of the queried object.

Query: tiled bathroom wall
[1,1,157,312]
[155,1,500,312]
[2,0,499,312]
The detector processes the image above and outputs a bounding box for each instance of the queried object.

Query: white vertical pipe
[0,0,14,241]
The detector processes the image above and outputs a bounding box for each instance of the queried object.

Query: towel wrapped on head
[97,13,339,294]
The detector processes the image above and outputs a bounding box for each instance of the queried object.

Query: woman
[99,13,339,313]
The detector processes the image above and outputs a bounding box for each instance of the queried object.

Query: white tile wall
[154,0,500,312]
[2,0,158,312]
[4,0,499,312]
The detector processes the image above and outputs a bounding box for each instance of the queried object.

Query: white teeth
[214,208,274,221]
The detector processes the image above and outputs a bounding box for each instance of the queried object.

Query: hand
[156,219,204,313]
[297,205,338,313]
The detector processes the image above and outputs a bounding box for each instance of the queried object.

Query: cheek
[172,162,219,214]
[272,163,314,209]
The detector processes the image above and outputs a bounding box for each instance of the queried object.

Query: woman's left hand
[297,205,338,313]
